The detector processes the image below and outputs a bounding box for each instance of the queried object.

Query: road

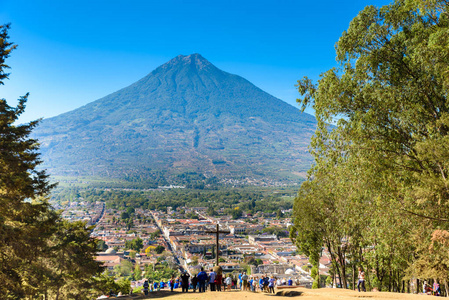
[148,211,184,271]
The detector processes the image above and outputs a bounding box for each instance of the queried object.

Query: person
[238,272,243,290]
[153,281,158,291]
[249,276,254,292]
[181,271,190,293]
[242,272,249,291]
[269,275,276,294]
[295,278,300,286]
[225,274,232,291]
[264,275,270,292]
[143,279,149,295]
[197,268,208,293]
[433,281,441,296]
[259,276,264,292]
[209,268,216,291]
[216,271,222,291]
[287,277,293,286]
[191,274,199,292]
[168,277,174,292]
[357,267,366,292]
[276,277,282,287]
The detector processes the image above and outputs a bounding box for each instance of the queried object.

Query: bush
[312,275,320,289]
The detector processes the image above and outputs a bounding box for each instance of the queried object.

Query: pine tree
[0,24,104,299]
[0,23,58,298]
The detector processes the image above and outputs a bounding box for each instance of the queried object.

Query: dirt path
[114,288,430,299]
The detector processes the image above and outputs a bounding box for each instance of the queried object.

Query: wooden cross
[206,223,230,266]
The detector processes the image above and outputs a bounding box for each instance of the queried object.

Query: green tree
[231,208,242,219]
[114,260,133,277]
[134,264,142,281]
[276,209,283,219]
[150,229,161,240]
[45,221,105,299]
[294,0,449,292]
[121,211,130,220]
[97,239,108,251]
[155,245,165,254]
[125,237,144,252]
[0,24,105,299]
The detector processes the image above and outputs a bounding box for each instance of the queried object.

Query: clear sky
[1,0,392,123]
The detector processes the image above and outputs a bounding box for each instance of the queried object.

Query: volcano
[33,54,316,184]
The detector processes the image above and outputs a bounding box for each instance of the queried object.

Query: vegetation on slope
[0,24,113,300]
[32,53,316,184]
[291,0,449,294]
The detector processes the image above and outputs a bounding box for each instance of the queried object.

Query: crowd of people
[141,268,297,295]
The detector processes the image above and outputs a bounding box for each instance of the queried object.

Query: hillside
[33,54,316,185]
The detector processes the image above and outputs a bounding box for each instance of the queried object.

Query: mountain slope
[33,54,316,184]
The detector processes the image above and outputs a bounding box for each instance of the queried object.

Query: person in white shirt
[357,267,366,292]
[225,275,232,291]
[209,269,216,291]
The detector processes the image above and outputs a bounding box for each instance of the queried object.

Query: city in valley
[57,198,331,292]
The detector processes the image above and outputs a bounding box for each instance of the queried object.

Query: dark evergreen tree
[0,24,104,299]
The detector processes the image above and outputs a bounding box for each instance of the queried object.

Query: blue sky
[1,0,391,123]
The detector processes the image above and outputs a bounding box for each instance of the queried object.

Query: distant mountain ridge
[33,54,316,184]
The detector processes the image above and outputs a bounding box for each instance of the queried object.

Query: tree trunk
[327,241,342,288]
[352,264,356,290]
[444,280,448,297]
[337,246,348,289]
[366,267,372,292]
[389,270,393,292]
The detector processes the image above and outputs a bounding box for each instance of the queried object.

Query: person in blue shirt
[263,275,269,292]
[197,267,208,293]
[259,277,264,291]
[288,278,293,286]
[153,281,158,291]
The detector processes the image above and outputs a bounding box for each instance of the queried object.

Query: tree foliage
[0,24,104,299]
[292,0,449,292]
[125,237,143,252]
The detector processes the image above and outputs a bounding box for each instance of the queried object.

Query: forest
[290,0,449,295]
[51,186,295,216]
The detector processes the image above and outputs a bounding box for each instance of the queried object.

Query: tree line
[290,0,449,294]
[52,187,295,216]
